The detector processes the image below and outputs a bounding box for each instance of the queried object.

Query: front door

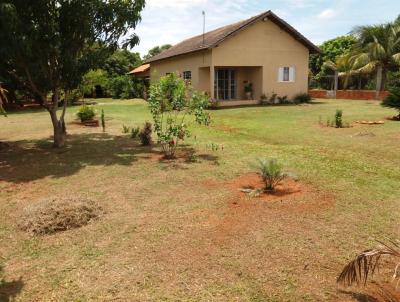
[214,69,236,100]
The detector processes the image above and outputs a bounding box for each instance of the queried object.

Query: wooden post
[334,71,338,99]
[210,65,215,100]
[375,65,382,100]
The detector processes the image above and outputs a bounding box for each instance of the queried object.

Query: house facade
[144,11,320,106]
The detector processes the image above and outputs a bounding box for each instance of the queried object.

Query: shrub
[269,92,277,104]
[381,87,400,119]
[260,93,268,105]
[130,126,140,139]
[293,93,312,104]
[107,75,133,99]
[122,124,130,134]
[254,158,286,191]
[277,95,289,104]
[76,105,96,122]
[101,109,105,132]
[148,73,210,158]
[18,196,102,235]
[335,109,343,128]
[139,122,152,146]
[244,82,253,96]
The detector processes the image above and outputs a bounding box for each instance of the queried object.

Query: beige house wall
[149,19,310,101]
[150,50,212,91]
[212,19,309,99]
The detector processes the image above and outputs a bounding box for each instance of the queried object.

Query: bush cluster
[76,105,96,122]
[260,92,312,105]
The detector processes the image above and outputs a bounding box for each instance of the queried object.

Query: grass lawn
[0,98,399,301]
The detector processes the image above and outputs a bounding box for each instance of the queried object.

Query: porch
[198,66,263,105]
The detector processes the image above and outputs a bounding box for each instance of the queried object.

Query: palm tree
[351,22,400,97]
[323,52,358,91]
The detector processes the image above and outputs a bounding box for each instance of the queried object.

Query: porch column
[210,65,215,100]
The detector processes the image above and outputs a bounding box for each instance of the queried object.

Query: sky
[131,0,400,56]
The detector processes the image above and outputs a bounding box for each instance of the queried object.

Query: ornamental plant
[254,158,286,191]
[335,109,343,128]
[381,87,400,120]
[77,105,96,122]
[148,73,210,158]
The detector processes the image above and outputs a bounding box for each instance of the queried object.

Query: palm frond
[355,61,380,74]
[323,60,337,71]
[366,40,386,60]
[392,53,400,65]
[338,240,400,287]
[351,52,371,69]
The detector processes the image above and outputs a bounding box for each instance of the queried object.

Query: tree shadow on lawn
[0,133,162,183]
[0,266,24,302]
[338,283,400,302]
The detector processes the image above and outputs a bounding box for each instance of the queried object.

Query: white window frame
[278,66,295,83]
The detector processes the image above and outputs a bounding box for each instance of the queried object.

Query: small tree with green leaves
[148,73,210,158]
[335,109,343,128]
[381,87,400,119]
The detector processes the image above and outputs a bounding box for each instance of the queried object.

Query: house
[128,63,150,79]
[144,10,320,106]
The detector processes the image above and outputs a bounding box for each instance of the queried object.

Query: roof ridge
[145,10,319,63]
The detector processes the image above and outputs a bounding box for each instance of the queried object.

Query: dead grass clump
[18,196,103,235]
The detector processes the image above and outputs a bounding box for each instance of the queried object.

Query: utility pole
[202,10,205,46]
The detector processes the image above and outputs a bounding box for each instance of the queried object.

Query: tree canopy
[143,44,172,60]
[0,0,145,147]
[310,36,357,76]
[104,49,142,77]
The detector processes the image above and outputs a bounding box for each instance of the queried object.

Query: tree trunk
[334,71,339,99]
[49,108,66,148]
[375,66,383,99]
[48,92,67,148]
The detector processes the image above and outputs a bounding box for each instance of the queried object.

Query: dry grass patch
[18,196,103,235]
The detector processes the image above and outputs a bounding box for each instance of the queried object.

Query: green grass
[0,98,399,301]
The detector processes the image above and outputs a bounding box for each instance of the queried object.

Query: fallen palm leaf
[337,240,400,288]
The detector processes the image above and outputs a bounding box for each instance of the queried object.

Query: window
[278,67,295,82]
[214,69,236,100]
[183,71,191,80]
[283,67,290,81]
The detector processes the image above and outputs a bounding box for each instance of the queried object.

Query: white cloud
[147,0,205,9]
[318,9,337,19]
[128,0,400,56]
[131,0,255,55]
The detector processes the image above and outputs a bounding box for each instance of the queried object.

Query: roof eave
[144,47,210,64]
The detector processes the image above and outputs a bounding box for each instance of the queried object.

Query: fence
[308,89,389,101]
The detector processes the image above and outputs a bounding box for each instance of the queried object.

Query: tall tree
[143,44,172,60]
[351,21,400,94]
[0,0,145,147]
[310,36,357,76]
[104,49,142,77]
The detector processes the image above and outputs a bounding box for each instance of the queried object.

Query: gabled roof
[128,63,150,74]
[145,10,320,63]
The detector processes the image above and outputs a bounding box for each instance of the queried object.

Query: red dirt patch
[200,173,335,244]
[202,172,329,204]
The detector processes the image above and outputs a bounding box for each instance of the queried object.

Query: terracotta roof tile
[128,63,150,74]
[145,11,320,63]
